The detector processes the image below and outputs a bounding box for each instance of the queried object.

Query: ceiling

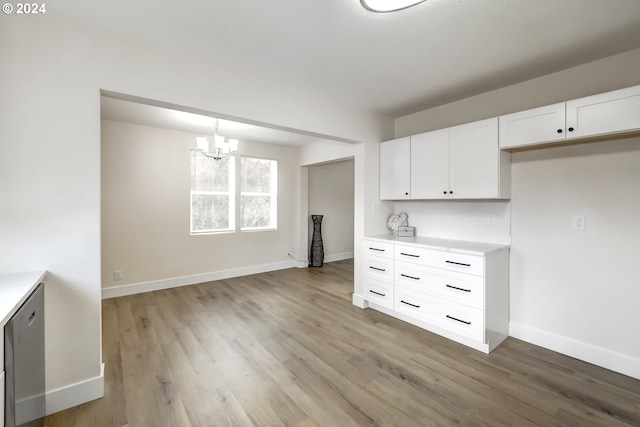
[73,0,640,142]
[101,96,333,146]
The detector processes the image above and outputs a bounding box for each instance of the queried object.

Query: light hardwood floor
[45,259,640,426]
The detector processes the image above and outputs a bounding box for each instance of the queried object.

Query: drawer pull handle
[369,247,385,252]
[446,315,471,325]
[400,252,420,258]
[369,266,386,272]
[445,260,471,267]
[400,273,420,281]
[446,284,471,293]
[369,290,386,297]
[400,300,420,308]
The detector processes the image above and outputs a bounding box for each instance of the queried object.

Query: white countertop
[365,234,509,255]
[0,271,47,327]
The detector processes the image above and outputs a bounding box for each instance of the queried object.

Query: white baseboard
[102,260,297,299]
[46,363,105,415]
[293,252,354,268]
[510,322,640,380]
[352,293,369,309]
[324,252,354,263]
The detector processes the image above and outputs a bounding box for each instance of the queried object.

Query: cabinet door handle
[369,247,385,252]
[446,315,471,325]
[568,127,574,132]
[369,290,386,297]
[445,260,471,267]
[401,300,420,308]
[369,266,386,272]
[557,129,563,134]
[400,273,420,281]
[446,284,471,293]
[400,252,420,258]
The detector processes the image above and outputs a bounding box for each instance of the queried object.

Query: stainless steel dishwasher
[4,283,45,427]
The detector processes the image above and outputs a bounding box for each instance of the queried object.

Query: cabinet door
[566,85,640,139]
[380,137,411,200]
[450,118,500,198]
[410,129,450,199]
[499,103,566,149]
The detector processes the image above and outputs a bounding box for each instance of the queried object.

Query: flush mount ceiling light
[360,0,428,12]
[195,119,238,160]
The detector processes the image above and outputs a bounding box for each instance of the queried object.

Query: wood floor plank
[44,259,640,427]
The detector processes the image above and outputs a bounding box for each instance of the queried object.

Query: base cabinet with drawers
[363,236,509,353]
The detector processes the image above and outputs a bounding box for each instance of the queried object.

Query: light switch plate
[571,215,586,231]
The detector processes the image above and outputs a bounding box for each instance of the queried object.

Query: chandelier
[360,0,427,12]
[195,119,238,160]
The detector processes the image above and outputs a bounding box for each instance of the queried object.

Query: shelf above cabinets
[380,118,511,201]
[500,84,640,151]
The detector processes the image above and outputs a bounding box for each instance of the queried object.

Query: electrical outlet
[114,270,123,281]
[487,213,496,225]
[571,215,586,231]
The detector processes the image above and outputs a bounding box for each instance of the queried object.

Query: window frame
[189,150,236,235]
[240,156,278,232]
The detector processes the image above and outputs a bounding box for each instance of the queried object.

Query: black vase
[309,214,324,267]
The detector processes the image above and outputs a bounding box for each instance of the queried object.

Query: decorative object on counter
[387,212,409,234]
[398,226,415,237]
[309,214,324,267]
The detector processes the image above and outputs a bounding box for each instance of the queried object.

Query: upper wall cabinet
[448,118,510,199]
[380,136,411,200]
[410,128,449,199]
[380,118,510,200]
[499,103,566,149]
[500,84,640,150]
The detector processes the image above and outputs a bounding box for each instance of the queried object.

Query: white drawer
[394,244,437,264]
[363,240,394,259]
[432,251,484,276]
[395,244,484,276]
[364,277,394,309]
[395,262,483,309]
[364,255,394,282]
[395,287,484,343]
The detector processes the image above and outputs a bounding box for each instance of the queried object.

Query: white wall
[308,160,355,261]
[394,48,640,378]
[0,16,391,412]
[101,120,300,292]
[510,138,640,375]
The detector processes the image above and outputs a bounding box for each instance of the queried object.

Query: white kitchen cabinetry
[410,129,449,198]
[363,240,395,309]
[500,84,640,150]
[566,85,640,139]
[449,118,510,199]
[379,136,411,200]
[499,103,566,149]
[383,118,510,200]
[363,236,509,353]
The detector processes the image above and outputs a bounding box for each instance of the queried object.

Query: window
[240,156,277,231]
[190,151,235,234]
